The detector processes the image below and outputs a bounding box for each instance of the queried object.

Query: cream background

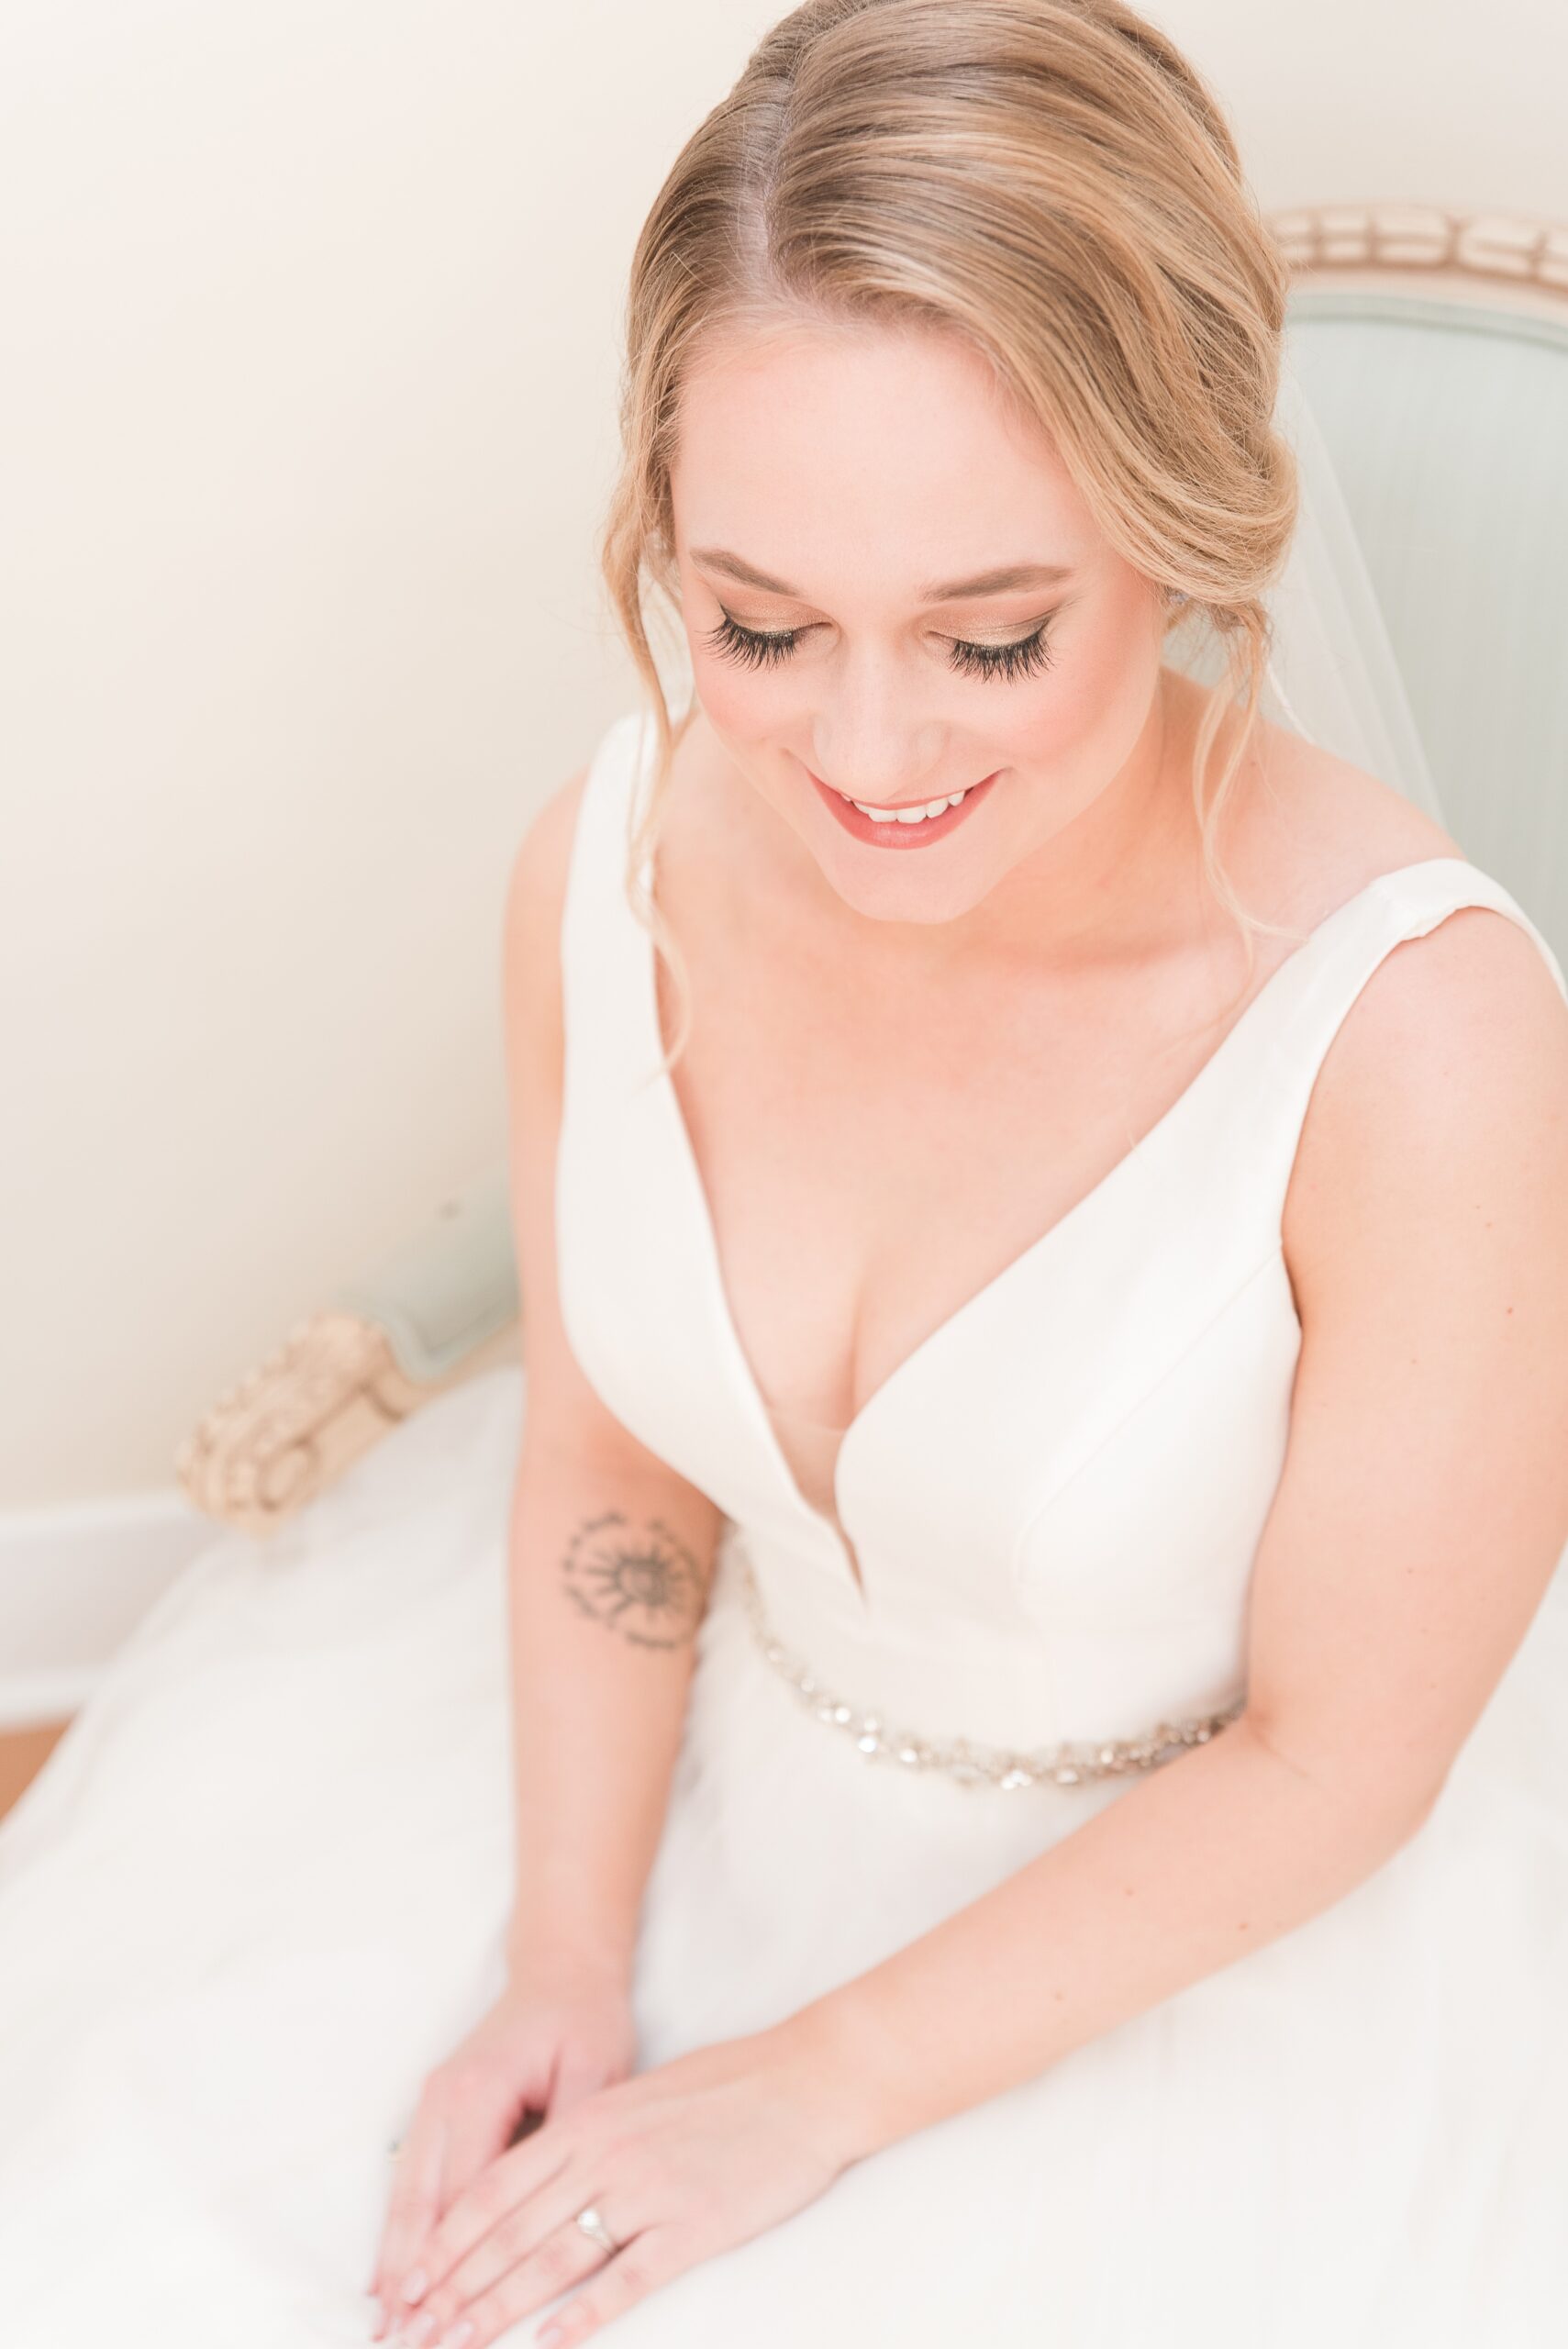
[4,0,1566,1508]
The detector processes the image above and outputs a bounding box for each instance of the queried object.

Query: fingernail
[404,2317,437,2348]
[439,2325,475,2349]
[401,2268,428,2305]
[538,2327,564,2346]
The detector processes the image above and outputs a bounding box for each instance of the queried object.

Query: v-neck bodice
[554,707,1568,1753]
[762,1404,851,1536]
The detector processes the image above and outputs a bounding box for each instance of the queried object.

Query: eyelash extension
[702,610,1057,682]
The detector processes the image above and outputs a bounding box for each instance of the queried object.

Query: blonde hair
[597,0,1301,1071]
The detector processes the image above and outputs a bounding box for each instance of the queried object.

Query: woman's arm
[394,906,1568,2349]
[782,904,1568,2160]
[366,783,722,2335]
[501,772,723,1987]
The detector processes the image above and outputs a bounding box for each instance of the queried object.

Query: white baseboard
[0,1492,218,1730]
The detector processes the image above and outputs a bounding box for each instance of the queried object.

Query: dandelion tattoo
[560,1511,709,1648]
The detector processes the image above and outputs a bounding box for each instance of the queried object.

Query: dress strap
[559,708,662,1104]
[1253,857,1568,1229]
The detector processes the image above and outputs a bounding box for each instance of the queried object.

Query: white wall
[4,0,1565,1511]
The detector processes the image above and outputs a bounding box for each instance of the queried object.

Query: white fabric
[5,708,1568,2345]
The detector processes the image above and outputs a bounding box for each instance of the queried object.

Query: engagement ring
[573,2205,617,2254]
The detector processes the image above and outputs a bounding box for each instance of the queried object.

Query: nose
[810,651,942,807]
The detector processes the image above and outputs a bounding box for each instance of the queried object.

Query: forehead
[670,319,1095,583]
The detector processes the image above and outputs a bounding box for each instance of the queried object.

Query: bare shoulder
[1284,896,1568,1263]
[1271,759,1568,1316]
[1226,689,1461,914]
[1206,702,1568,1295]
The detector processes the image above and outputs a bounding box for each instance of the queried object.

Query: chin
[807,840,1003,926]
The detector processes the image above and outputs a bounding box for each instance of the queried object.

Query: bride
[6,4,1568,2345]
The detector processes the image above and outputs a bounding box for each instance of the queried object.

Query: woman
[5,4,1568,2345]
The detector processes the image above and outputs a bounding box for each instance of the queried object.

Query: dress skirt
[3,1364,1566,2347]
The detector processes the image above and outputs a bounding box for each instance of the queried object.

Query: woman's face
[668,317,1172,931]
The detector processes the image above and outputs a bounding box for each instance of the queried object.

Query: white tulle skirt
[4,1364,1566,2347]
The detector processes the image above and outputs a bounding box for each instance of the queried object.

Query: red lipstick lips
[809,768,999,847]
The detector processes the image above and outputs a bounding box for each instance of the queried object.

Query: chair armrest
[176,1166,519,1533]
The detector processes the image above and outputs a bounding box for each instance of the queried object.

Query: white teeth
[850,786,971,823]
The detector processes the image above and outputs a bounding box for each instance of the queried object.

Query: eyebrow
[688,548,1074,602]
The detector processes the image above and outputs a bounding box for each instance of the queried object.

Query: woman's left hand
[384,2016,869,2347]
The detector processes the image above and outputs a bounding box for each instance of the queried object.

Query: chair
[178,201,1568,1534]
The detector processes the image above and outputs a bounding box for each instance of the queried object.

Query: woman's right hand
[368,1945,640,2341]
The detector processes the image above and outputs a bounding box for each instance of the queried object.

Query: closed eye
[702,609,1057,683]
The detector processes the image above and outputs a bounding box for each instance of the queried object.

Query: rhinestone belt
[735,1553,1247,1790]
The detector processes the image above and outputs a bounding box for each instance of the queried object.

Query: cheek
[690,656,751,727]
[685,624,797,723]
[1033,594,1162,760]
[690,651,795,747]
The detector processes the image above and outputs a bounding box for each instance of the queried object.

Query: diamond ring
[573,2205,617,2255]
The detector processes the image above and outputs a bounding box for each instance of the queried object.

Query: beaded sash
[736,1553,1247,1790]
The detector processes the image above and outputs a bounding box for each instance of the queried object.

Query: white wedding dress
[5,705,1568,2348]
